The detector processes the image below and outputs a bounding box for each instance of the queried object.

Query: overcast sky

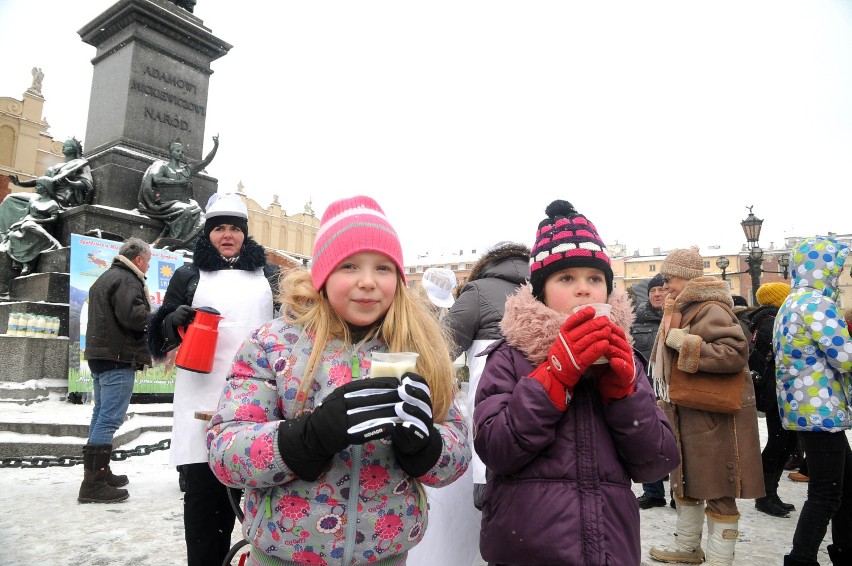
[2,1,852,263]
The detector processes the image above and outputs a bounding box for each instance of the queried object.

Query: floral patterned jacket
[775,236,852,432]
[207,318,470,566]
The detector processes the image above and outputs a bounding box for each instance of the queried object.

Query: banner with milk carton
[67,234,185,394]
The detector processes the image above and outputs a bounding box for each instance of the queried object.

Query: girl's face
[325,251,398,327]
[543,266,608,315]
[662,275,686,300]
[209,224,245,258]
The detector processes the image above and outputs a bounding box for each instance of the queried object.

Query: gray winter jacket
[443,244,529,359]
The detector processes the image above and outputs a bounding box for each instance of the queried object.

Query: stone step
[10,272,69,303]
[0,336,69,384]
[0,406,174,458]
[36,247,70,274]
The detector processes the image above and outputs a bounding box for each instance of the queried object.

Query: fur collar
[674,276,734,310]
[500,284,635,365]
[192,235,267,271]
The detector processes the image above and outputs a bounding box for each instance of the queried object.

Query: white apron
[169,269,273,466]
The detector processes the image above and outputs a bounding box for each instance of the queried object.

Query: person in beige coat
[649,247,764,566]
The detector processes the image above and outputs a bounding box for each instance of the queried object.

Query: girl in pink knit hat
[207,195,470,566]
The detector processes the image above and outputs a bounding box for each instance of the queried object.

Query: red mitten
[529,307,611,410]
[594,322,636,404]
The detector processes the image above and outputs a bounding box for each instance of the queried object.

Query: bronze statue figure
[0,181,62,300]
[6,137,94,211]
[137,135,218,251]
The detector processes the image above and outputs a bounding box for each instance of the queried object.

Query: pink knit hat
[311,195,405,290]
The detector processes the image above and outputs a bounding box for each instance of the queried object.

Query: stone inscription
[133,66,205,133]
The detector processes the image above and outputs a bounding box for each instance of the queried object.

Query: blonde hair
[278,268,457,421]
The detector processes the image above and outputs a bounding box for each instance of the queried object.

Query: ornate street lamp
[778,254,790,279]
[716,256,730,281]
[718,209,788,303]
[741,206,765,305]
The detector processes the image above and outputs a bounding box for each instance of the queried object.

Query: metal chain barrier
[0,438,171,469]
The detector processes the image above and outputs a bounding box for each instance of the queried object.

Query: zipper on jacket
[343,346,364,564]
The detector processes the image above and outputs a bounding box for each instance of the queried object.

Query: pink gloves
[529,307,611,410]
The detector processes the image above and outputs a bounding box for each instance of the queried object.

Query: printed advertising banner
[68,234,185,393]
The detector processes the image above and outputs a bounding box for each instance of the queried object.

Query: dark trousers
[762,405,798,491]
[183,462,241,566]
[789,431,852,560]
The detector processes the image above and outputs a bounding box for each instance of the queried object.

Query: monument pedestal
[78,0,231,210]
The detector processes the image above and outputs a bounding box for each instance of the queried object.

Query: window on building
[649,265,656,272]
[408,267,416,274]
[459,263,466,270]
[417,265,423,273]
[451,264,458,270]
[704,261,710,269]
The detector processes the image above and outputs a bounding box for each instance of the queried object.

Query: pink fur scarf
[499,284,636,365]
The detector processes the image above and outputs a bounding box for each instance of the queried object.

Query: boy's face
[325,251,398,327]
[542,266,608,315]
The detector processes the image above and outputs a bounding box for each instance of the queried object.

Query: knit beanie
[529,200,613,300]
[647,273,665,291]
[204,193,248,239]
[311,195,405,290]
[756,282,790,308]
[660,246,704,280]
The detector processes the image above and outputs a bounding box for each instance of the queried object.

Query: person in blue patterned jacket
[776,235,852,566]
[207,195,470,566]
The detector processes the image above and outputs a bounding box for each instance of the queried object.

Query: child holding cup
[207,195,470,566]
[473,200,679,565]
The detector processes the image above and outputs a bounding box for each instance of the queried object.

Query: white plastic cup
[572,303,612,319]
[370,352,419,379]
[572,303,611,364]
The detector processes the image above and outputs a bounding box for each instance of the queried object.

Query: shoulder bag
[668,301,746,414]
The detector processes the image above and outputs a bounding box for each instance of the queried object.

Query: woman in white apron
[147,194,279,566]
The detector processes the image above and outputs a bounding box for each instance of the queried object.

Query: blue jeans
[643,479,665,499]
[789,431,852,560]
[87,366,135,445]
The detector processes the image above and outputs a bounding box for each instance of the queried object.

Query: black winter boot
[755,492,790,517]
[82,445,128,488]
[78,445,129,504]
[773,491,796,512]
[828,544,852,566]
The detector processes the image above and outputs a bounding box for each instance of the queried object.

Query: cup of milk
[572,303,612,364]
[371,352,419,379]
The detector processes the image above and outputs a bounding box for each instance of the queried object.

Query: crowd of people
[74,192,852,566]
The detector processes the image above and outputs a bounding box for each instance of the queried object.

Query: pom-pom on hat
[421,267,457,308]
[529,200,613,300]
[756,282,790,308]
[648,273,665,291]
[311,195,405,291]
[661,246,704,280]
[204,193,248,239]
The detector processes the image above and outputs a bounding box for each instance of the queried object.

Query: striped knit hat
[311,195,405,290]
[529,200,613,300]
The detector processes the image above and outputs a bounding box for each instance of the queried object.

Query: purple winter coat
[474,285,680,566]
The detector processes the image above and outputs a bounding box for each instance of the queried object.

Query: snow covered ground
[0,399,841,565]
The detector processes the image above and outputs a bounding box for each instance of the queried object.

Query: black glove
[278,377,401,481]
[391,373,442,478]
[166,305,196,329]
